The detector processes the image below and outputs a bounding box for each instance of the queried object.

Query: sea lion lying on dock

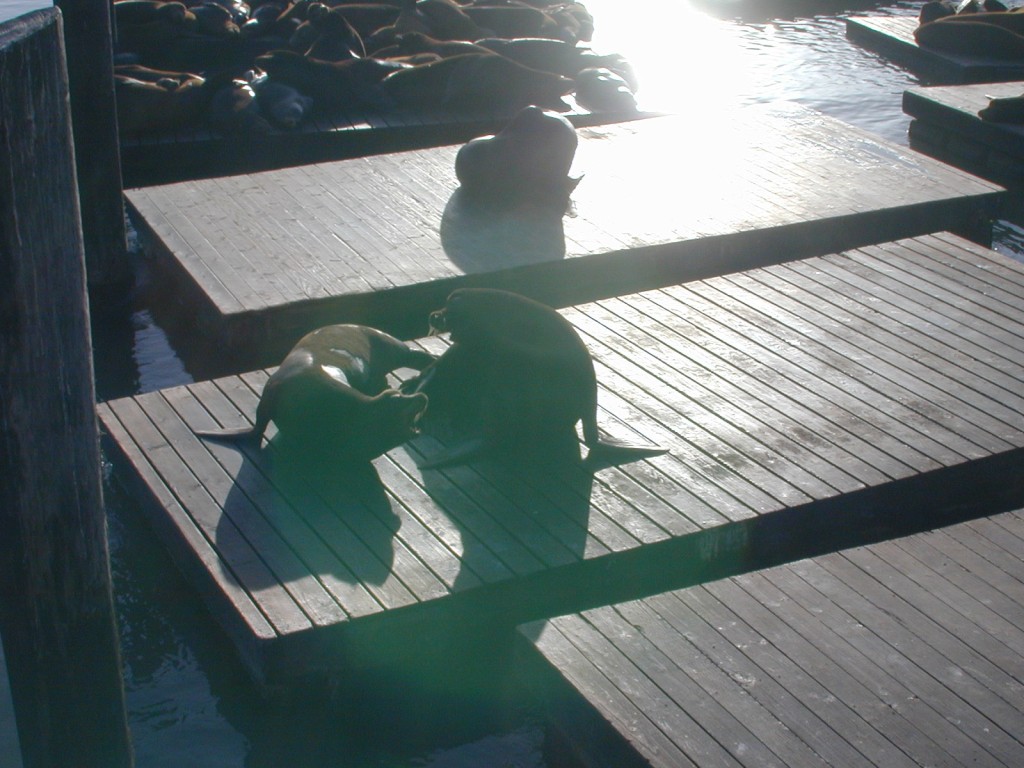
[196,324,432,462]
[114,64,210,136]
[404,289,668,470]
[454,105,581,205]
[915,10,1024,60]
[380,51,573,111]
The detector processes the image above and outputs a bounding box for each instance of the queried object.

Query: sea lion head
[428,288,565,348]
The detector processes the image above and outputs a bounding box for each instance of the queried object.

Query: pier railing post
[0,9,134,768]
[54,0,129,287]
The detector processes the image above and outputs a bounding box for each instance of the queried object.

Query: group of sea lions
[915,1,1024,64]
[112,0,639,137]
[197,289,667,470]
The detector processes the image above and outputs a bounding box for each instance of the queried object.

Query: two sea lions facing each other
[195,324,432,462]
[403,289,668,471]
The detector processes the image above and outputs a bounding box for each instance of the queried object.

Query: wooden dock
[126,101,1005,373]
[904,81,1024,188]
[525,507,1024,768]
[98,232,1024,688]
[846,14,1024,84]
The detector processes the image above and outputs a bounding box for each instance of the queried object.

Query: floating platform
[525,507,1024,768]
[126,102,1005,373]
[846,14,1024,84]
[904,81,1024,188]
[98,232,1024,687]
[120,101,650,188]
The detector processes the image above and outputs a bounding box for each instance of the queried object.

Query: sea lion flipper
[418,437,489,470]
[582,440,667,472]
[194,425,261,443]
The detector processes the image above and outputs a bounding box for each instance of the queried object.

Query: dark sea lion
[915,15,1024,59]
[454,105,580,204]
[114,65,209,135]
[379,52,495,108]
[978,93,1024,122]
[462,4,560,40]
[405,289,668,470]
[196,324,432,462]
[255,50,401,107]
[380,30,492,59]
[416,0,487,40]
[443,53,574,111]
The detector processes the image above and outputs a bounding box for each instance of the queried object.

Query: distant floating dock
[524,507,1024,768]
[847,15,1024,84]
[99,232,1024,687]
[904,81,1024,188]
[126,102,1004,372]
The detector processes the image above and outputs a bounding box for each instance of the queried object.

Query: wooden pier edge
[129,189,1003,374]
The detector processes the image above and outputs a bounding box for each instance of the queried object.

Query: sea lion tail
[582,440,667,472]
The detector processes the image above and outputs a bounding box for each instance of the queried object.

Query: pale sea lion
[196,324,432,462]
[574,66,637,113]
[405,289,668,470]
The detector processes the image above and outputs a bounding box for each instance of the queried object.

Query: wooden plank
[126,103,1005,363]
[904,81,1024,187]
[99,233,1024,685]
[527,509,1024,768]
[847,15,1024,84]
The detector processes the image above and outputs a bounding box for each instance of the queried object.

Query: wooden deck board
[99,233,1024,686]
[904,81,1024,187]
[526,507,1024,768]
[126,103,1005,368]
[846,14,1024,84]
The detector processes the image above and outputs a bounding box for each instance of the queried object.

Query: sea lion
[915,10,1024,59]
[454,105,581,204]
[113,65,209,136]
[196,324,433,462]
[443,53,574,112]
[574,66,637,113]
[255,50,402,108]
[416,0,487,41]
[404,289,668,470]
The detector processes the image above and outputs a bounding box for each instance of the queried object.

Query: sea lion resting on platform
[196,324,432,462]
[404,289,668,470]
[454,105,581,205]
[915,10,1024,60]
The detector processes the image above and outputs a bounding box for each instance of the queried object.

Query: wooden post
[0,9,134,768]
[54,0,129,287]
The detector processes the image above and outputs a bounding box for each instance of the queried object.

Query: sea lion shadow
[414,427,593,598]
[439,187,569,274]
[217,433,399,589]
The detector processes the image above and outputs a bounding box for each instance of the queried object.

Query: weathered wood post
[54,0,129,287]
[0,9,134,768]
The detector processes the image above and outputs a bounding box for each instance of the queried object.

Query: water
[2,0,1019,765]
